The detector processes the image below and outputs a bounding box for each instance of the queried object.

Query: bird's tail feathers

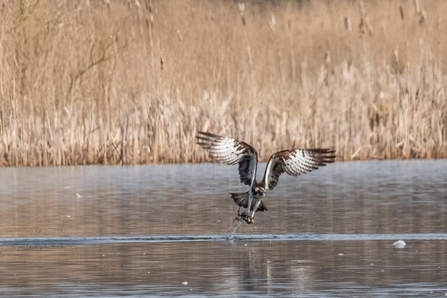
[230,192,249,207]
[229,192,268,211]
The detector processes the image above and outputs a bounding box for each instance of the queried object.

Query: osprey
[196,131,336,224]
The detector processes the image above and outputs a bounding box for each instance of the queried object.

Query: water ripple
[1,233,447,246]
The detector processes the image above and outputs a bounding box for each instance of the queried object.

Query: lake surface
[0,160,446,297]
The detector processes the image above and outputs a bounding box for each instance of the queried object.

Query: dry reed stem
[0,0,446,166]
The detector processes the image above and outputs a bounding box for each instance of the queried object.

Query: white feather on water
[393,240,406,248]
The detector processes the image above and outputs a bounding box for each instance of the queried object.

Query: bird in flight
[196,131,336,224]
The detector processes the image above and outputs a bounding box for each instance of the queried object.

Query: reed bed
[0,0,446,166]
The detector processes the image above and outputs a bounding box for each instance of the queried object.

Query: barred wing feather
[263,148,336,190]
[196,131,258,186]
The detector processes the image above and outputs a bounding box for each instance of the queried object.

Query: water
[0,160,446,296]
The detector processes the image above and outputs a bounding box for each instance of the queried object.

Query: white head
[253,186,266,197]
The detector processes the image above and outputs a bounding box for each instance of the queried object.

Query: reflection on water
[0,160,446,296]
[1,239,447,297]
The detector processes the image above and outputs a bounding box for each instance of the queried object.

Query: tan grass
[0,0,446,166]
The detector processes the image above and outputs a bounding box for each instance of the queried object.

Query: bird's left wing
[196,131,258,186]
[262,148,336,191]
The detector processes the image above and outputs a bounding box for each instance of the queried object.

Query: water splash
[232,219,243,234]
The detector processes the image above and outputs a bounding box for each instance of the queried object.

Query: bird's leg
[235,206,254,224]
[245,188,254,216]
[249,199,262,221]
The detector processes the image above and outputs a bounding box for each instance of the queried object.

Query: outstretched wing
[196,131,258,186]
[262,148,336,190]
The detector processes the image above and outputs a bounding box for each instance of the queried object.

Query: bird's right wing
[196,131,258,186]
[262,148,336,191]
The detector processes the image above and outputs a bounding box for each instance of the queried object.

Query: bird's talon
[235,213,255,224]
[244,216,254,224]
